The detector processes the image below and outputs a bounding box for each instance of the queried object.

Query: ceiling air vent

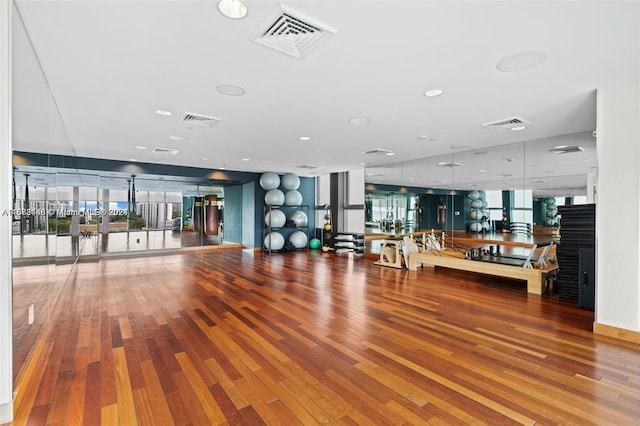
[549,145,584,154]
[252,3,337,59]
[152,147,180,155]
[362,148,394,156]
[481,116,530,131]
[437,161,464,167]
[179,112,221,128]
[296,165,320,170]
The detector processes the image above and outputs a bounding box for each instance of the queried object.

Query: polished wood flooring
[10,250,640,425]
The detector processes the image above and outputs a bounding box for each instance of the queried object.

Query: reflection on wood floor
[12,230,231,263]
[11,250,640,425]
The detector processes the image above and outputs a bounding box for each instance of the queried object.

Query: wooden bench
[407,250,558,295]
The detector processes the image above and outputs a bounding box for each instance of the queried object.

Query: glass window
[573,195,588,205]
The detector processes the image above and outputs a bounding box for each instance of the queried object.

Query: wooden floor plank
[175,352,227,425]
[113,346,138,426]
[11,250,640,425]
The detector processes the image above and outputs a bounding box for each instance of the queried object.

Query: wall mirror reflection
[364,132,596,254]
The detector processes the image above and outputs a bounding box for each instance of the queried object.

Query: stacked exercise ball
[288,210,308,227]
[264,189,285,206]
[265,209,286,228]
[544,198,558,226]
[260,172,309,249]
[468,190,490,231]
[264,232,285,251]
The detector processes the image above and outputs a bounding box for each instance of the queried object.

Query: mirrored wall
[364,134,596,248]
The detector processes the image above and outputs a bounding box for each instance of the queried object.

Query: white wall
[0,0,13,422]
[596,79,640,332]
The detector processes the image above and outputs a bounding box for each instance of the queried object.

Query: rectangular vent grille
[179,112,221,128]
[362,148,393,156]
[152,147,179,155]
[481,116,530,131]
[550,146,584,154]
[252,3,337,59]
[296,165,319,169]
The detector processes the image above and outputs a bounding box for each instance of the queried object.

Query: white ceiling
[11,1,640,196]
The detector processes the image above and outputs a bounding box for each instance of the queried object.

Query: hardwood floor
[10,250,640,425]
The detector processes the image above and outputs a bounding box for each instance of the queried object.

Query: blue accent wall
[223,185,243,244]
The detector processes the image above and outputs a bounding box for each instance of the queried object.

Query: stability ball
[288,210,308,227]
[281,173,300,190]
[264,231,285,250]
[265,189,285,206]
[470,221,482,232]
[309,238,321,249]
[260,172,280,190]
[470,210,479,220]
[544,197,556,205]
[285,190,303,206]
[468,190,480,200]
[289,231,308,249]
[265,209,286,228]
[470,199,483,208]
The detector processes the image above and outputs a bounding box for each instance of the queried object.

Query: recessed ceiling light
[242,158,250,161]
[424,89,443,97]
[134,146,147,150]
[155,110,173,116]
[129,158,138,162]
[511,126,526,131]
[386,152,395,156]
[479,169,488,173]
[216,84,246,96]
[496,48,550,72]
[299,136,311,141]
[349,117,370,125]
[169,136,188,141]
[218,0,247,19]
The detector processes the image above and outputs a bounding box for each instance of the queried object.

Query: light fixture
[216,84,246,96]
[242,158,250,161]
[155,110,173,116]
[349,117,370,125]
[299,136,311,141]
[511,126,526,131]
[169,136,188,141]
[424,89,443,97]
[134,146,147,150]
[218,0,247,19]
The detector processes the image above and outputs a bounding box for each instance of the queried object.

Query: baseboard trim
[0,400,13,424]
[593,322,640,344]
